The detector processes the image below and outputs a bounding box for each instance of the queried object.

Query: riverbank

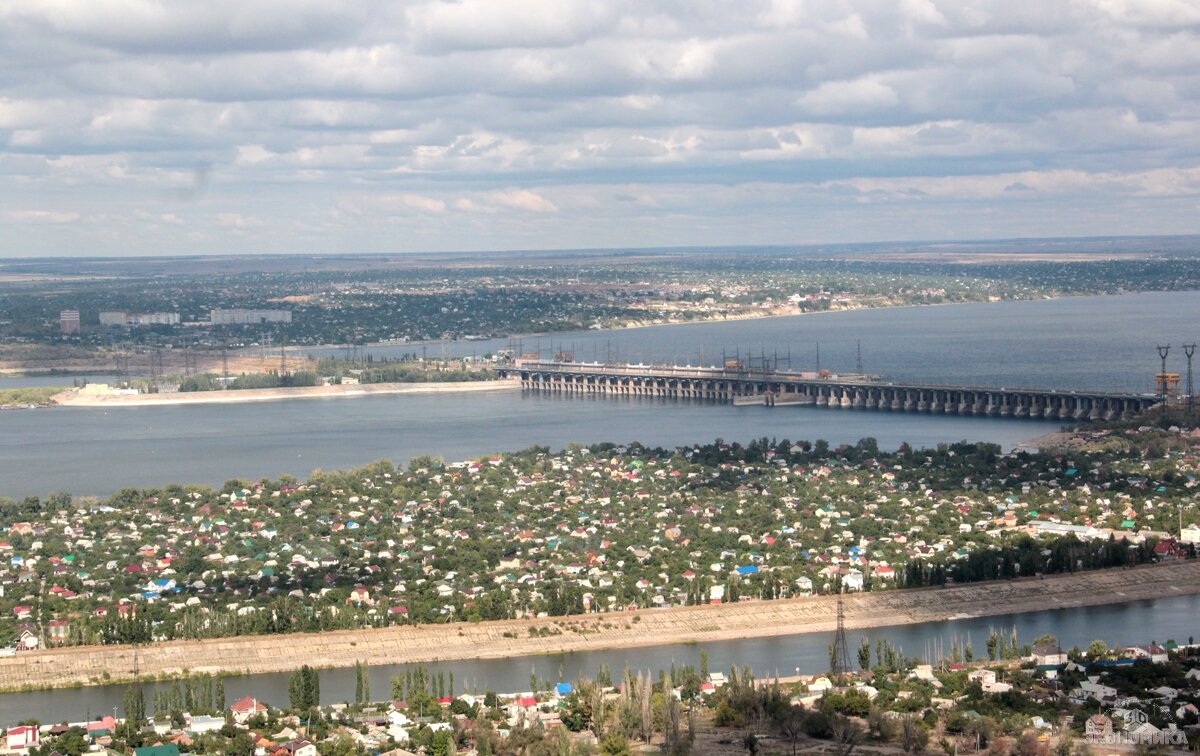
[2,561,1195,692]
[50,378,521,407]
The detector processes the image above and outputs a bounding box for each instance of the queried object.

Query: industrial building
[99,311,180,326]
[59,310,80,335]
[209,308,292,325]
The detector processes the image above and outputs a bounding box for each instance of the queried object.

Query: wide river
[3,594,1197,724]
[1,291,1194,499]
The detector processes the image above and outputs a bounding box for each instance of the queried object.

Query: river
[308,290,1198,393]
[3,593,1197,725]
[2,291,1195,499]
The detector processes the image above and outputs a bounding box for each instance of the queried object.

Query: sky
[2,0,1200,257]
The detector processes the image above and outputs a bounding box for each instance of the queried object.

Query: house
[47,619,70,644]
[967,669,1013,694]
[1078,681,1118,702]
[278,739,319,756]
[13,628,38,652]
[842,570,864,592]
[1032,642,1067,666]
[1122,644,1169,664]
[4,724,39,751]
[187,714,226,734]
[807,676,833,693]
[230,695,269,724]
[1181,524,1200,544]
[87,716,117,737]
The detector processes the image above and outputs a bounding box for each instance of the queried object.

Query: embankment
[52,378,521,407]
[1,561,1197,690]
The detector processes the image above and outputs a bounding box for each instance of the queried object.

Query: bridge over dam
[502,361,1158,421]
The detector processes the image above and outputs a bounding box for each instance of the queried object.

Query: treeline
[178,370,321,392]
[900,533,1186,588]
[314,356,495,383]
[151,673,226,720]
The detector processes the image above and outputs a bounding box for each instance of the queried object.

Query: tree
[599,733,633,756]
[858,638,872,671]
[831,715,864,756]
[1087,640,1108,659]
[122,685,145,744]
[900,716,928,754]
[780,709,806,756]
[355,661,363,706]
[288,665,320,711]
[1032,634,1059,650]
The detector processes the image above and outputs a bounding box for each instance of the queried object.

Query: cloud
[7,210,80,223]
[0,1,1199,255]
[215,212,263,228]
[402,194,447,213]
[489,188,558,213]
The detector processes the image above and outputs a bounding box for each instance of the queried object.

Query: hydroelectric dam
[501,361,1158,421]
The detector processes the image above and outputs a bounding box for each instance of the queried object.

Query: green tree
[122,685,145,743]
[288,665,320,710]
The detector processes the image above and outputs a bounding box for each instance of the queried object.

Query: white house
[1122,644,1169,664]
[1032,643,1068,666]
[1078,681,1118,702]
[187,714,226,734]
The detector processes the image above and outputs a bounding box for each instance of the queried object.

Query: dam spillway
[502,361,1158,421]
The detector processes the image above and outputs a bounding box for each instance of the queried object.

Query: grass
[0,386,62,406]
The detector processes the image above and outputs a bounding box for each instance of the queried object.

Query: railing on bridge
[511,359,879,383]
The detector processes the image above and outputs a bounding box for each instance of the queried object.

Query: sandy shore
[1,561,1196,691]
[51,378,521,407]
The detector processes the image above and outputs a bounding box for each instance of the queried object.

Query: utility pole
[1185,343,1197,415]
[1157,344,1171,412]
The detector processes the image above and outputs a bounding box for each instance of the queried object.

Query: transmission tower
[1185,343,1197,414]
[856,339,863,375]
[221,339,229,388]
[1157,344,1171,412]
[831,595,851,678]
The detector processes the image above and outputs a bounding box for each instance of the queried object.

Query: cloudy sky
[2,0,1199,257]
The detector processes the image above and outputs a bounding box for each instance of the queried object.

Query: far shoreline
[290,289,1189,357]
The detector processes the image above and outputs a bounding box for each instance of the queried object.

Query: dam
[502,361,1158,421]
